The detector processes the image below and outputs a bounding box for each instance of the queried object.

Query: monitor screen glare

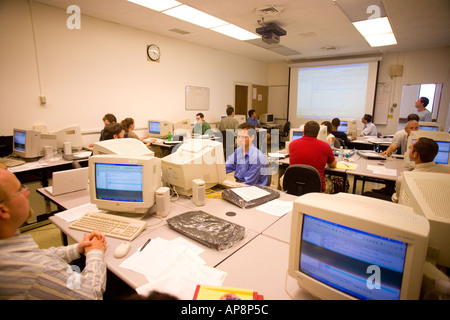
[95,163,143,202]
[300,215,407,300]
[292,131,303,141]
[149,122,161,135]
[337,121,348,133]
[419,126,439,132]
[435,141,450,164]
[14,131,26,152]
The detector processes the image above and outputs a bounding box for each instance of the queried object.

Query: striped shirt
[0,234,106,300]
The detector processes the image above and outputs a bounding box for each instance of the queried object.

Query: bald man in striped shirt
[0,169,107,300]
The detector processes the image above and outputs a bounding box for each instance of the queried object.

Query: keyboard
[357,150,387,160]
[69,212,147,241]
[0,157,25,167]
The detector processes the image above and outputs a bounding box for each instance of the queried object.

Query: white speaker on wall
[155,187,170,217]
[192,179,206,206]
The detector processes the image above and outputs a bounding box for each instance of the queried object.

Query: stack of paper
[121,237,227,300]
[193,285,263,300]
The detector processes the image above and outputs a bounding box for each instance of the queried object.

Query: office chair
[279,121,291,143]
[334,137,345,148]
[282,164,322,196]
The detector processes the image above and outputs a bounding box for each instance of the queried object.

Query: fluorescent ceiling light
[163,5,227,29]
[364,33,397,47]
[353,17,397,47]
[212,24,259,41]
[129,1,258,42]
[127,0,181,12]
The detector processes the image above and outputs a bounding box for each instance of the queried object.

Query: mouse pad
[166,211,245,251]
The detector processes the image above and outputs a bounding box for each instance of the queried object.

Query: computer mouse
[114,242,131,258]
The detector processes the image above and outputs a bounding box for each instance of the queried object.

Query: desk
[217,234,313,300]
[46,187,311,299]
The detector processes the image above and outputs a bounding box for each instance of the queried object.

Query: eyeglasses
[0,184,29,204]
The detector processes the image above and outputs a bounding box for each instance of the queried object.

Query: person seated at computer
[193,113,211,135]
[88,113,117,147]
[225,123,268,186]
[382,116,419,157]
[392,137,449,202]
[0,169,107,299]
[288,121,337,192]
[360,114,377,136]
[414,97,432,122]
[102,123,125,140]
[321,121,335,147]
[121,117,153,143]
[364,137,448,202]
[218,106,239,131]
[246,109,260,128]
[330,118,349,147]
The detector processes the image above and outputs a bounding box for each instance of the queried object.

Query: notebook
[46,167,89,196]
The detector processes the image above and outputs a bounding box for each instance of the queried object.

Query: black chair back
[283,164,322,196]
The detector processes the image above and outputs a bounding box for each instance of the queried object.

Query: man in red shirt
[289,121,337,191]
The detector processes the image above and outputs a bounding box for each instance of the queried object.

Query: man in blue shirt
[246,109,260,128]
[225,123,268,185]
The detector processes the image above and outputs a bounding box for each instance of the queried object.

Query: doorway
[235,84,249,117]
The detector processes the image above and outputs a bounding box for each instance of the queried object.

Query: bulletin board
[185,86,210,111]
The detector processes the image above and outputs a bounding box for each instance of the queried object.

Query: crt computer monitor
[234,114,246,124]
[148,120,173,138]
[161,139,226,196]
[337,120,348,133]
[288,192,430,300]
[399,171,450,269]
[89,154,161,214]
[93,138,154,156]
[289,125,327,143]
[259,113,274,124]
[289,128,303,142]
[173,119,192,139]
[404,131,450,167]
[418,122,442,132]
[51,125,83,151]
[12,129,42,159]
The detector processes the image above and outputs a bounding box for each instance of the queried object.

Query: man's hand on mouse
[78,230,107,254]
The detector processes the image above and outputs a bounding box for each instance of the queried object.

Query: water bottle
[338,146,343,161]
[424,278,450,300]
[168,131,172,141]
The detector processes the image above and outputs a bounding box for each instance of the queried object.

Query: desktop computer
[88,154,161,214]
[93,138,154,156]
[399,171,450,269]
[161,139,226,196]
[288,192,430,300]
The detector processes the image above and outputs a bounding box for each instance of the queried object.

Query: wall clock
[147,44,160,62]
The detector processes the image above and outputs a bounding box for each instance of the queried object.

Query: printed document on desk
[55,203,99,222]
[231,186,270,202]
[256,199,293,217]
[367,165,397,176]
[122,237,227,300]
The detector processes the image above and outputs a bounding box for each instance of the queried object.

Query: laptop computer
[46,167,89,196]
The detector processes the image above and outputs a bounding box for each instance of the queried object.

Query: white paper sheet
[55,203,99,222]
[256,199,293,217]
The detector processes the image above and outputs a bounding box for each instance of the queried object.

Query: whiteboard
[185,86,210,111]
[373,82,391,125]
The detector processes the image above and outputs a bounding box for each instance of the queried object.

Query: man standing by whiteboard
[414,97,432,121]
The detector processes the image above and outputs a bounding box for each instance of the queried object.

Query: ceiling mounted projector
[256,23,287,44]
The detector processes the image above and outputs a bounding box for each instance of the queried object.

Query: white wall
[0,0,268,144]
